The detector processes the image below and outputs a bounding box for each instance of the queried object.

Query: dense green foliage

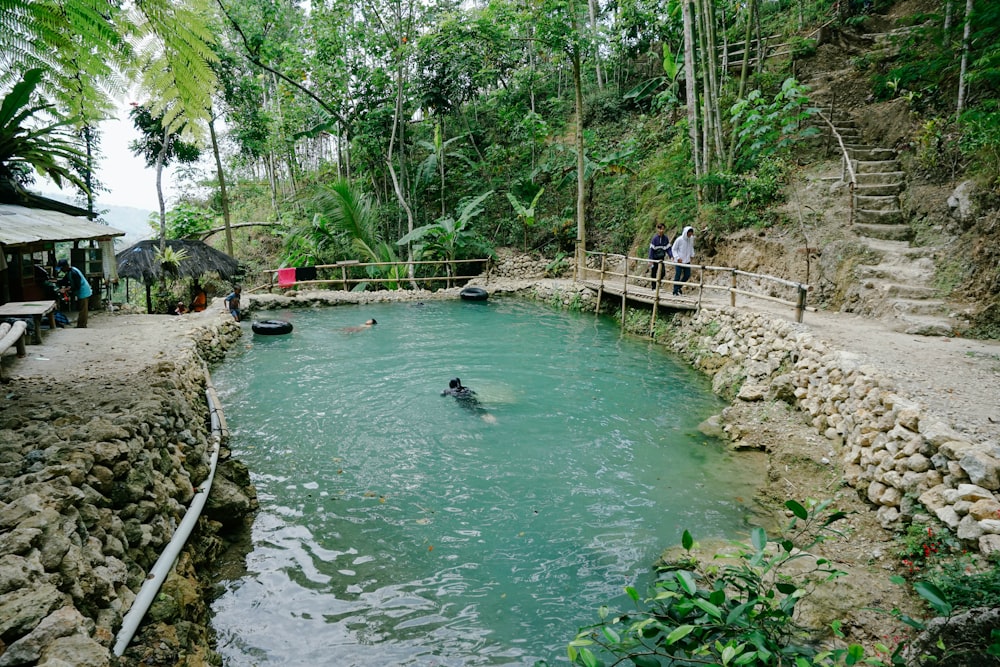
[5,0,998,286]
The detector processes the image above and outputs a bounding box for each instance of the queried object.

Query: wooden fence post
[796,284,807,323]
[650,262,663,335]
[621,257,628,331]
[730,269,737,308]
[595,254,606,314]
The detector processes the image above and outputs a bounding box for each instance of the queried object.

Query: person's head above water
[449,378,463,390]
[366,319,377,326]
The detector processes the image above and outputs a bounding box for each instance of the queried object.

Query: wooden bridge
[578,251,811,333]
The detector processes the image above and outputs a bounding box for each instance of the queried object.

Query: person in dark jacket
[647,223,672,283]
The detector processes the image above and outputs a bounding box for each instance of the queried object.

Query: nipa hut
[116,239,242,313]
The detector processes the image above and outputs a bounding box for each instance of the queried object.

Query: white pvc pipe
[113,372,225,656]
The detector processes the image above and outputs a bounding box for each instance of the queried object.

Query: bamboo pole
[620,257,629,331]
[595,253,607,313]
[730,268,737,308]
[650,261,663,335]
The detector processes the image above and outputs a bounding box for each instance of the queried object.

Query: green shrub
[564,499,877,667]
[926,555,1000,611]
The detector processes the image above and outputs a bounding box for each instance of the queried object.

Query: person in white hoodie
[670,226,695,295]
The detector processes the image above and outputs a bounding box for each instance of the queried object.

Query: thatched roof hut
[116,239,241,283]
[116,239,243,313]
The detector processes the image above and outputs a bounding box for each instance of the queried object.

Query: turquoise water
[209,299,759,666]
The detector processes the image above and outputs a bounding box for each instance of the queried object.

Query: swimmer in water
[341,318,377,333]
[441,377,476,400]
[442,378,497,423]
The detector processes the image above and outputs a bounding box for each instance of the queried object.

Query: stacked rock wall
[0,320,248,666]
[489,249,552,280]
[659,307,1000,555]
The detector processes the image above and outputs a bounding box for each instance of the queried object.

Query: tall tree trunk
[208,115,234,256]
[682,0,703,201]
[727,0,756,170]
[569,0,587,276]
[701,0,724,163]
[696,0,713,172]
[437,121,446,217]
[387,56,416,281]
[156,126,170,253]
[82,124,96,219]
[956,0,974,114]
[588,0,604,90]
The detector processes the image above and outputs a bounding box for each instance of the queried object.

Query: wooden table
[0,300,57,344]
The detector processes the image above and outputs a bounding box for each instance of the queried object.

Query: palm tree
[312,180,407,290]
[0,69,88,193]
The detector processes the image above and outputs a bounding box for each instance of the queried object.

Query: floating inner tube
[460,286,489,301]
[252,319,293,335]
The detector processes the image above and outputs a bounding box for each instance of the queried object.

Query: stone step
[860,278,939,299]
[855,208,905,225]
[862,238,937,258]
[856,256,936,280]
[855,159,901,173]
[855,182,905,196]
[891,313,956,337]
[855,171,906,186]
[888,297,950,316]
[847,147,897,161]
[853,222,914,241]
[855,194,902,211]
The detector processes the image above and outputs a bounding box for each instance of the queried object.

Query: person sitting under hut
[191,282,207,312]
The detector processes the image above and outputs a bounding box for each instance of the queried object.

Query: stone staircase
[804,31,961,336]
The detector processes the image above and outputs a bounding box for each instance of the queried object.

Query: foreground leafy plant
[564,499,901,667]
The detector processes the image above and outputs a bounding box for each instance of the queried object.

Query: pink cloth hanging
[277,267,296,288]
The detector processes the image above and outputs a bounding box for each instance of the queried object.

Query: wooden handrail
[815,110,857,225]
[581,251,813,323]
[262,258,490,292]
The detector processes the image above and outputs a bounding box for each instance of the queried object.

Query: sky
[93,106,177,211]
[39,103,176,212]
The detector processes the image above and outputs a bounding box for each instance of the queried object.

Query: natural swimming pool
[209,298,761,665]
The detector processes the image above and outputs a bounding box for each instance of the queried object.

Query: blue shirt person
[224,286,242,322]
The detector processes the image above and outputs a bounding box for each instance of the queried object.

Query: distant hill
[100,204,155,247]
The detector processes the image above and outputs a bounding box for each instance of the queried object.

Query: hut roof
[0,204,125,246]
[116,239,242,283]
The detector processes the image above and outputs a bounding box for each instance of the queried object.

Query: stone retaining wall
[520,282,1000,555]
[0,319,252,666]
[660,307,1000,554]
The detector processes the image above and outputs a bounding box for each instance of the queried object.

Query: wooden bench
[0,320,28,381]
[0,300,57,344]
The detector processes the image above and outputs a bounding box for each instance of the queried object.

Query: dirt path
[733,295,1000,443]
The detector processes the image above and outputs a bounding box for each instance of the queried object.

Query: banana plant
[397,190,494,287]
[505,187,544,252]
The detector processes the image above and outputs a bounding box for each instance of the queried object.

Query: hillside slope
[704,0,998,339]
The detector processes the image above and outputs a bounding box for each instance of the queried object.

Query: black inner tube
[460,287,488,301]
[253,319,293,335]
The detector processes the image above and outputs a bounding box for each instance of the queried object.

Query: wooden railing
[260,258,490,292]
[581,251,812,326]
